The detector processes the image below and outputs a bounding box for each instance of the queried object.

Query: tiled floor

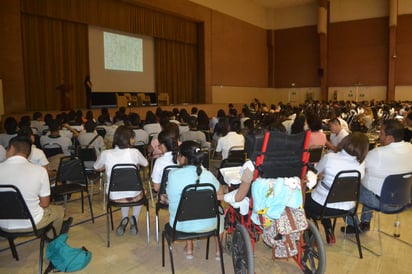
[1,184,411,274]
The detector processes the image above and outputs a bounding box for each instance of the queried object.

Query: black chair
[53,156,94,223]
[42,143,63,158]
[95,127,106,138]
[0,185,56,274]
[306,170,363,259]
[227,145,246,163]
[308,145,324,163]
[155,165,182,247]
[106,164,150,247]
[362,172,412,255]
[162,183,224,274]
[77,145,102,203]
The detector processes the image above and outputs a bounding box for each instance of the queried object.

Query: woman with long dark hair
[167,141,222,259]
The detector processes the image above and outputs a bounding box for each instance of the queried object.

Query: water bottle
[393,220,400,238]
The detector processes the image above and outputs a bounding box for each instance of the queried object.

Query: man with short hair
[40,119,73,156]
[326,118,349,152]
[0,136,66,234]
[343,119,412,233]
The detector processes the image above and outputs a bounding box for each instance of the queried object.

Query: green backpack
[45,233,92,272]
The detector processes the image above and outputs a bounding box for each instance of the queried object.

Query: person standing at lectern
[84,75,92,108]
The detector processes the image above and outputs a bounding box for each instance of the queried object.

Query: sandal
[116,217,129,236]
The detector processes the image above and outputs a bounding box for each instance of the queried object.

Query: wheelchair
[221,130,326,274]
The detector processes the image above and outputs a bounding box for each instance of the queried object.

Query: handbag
[261,206,308,259]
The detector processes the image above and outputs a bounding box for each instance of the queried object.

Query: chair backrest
[247,130,310,179]
[42,143,63,158]
[56,156,87,184]
[308,145,324,163]
[173,183,219,229]
[158,165,182,198]
[108,164,143,194]
[95,127,106,138]
[134,142,147,157]
[379,172,412,213]
[227,145,246,163]
[77,146,97,162]
[323,170,361,209]
[0,185,38,233]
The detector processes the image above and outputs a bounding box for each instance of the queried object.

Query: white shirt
[362,141,412,196]
[216,132,245,160]
[29,145,49,166]
[311,150,365,210]
[40,134,73,156]
[77,132,106,155]
[93,146,148,199]
[0,156,50,229]
[0,133,17,148]
[143,123,161,136]
[133,129,149,145]
[282,119,294,135]
[330,129,349,147]
[151,151,175,185]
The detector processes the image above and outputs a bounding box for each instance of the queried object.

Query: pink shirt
[309,130,327,147]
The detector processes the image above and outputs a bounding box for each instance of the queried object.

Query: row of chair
[307,170,412,258]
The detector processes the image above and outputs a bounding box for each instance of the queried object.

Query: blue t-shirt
[167,165,219,232]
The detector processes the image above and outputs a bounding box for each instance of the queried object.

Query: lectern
[56,84,72,110]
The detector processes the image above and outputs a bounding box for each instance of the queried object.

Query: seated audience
[0,136,66,235]
[129,112,149,145]
[0,117,18,148]
[151,127,179,194]
[180,116,210,149]
[143,110,161,136]
[18,126,49,169]
[305,133,368,244]
[93,126,148,236]
[306,113,327,148]
[325,118,349,152]
[343,119,412,233]
[215,118,244,160]
[40,119,73,156]
[167,141,222,259]
[77,120,106,155]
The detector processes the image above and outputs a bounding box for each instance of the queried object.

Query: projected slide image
[104,32,143,72]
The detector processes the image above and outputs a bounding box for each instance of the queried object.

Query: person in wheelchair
[166,141,223,259]
[304,132,369,244]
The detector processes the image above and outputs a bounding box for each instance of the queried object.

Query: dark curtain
[155,39,199,104]
[21,15,88,110]
[20,0,201,110]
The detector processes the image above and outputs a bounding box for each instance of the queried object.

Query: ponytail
[179,141,204,184]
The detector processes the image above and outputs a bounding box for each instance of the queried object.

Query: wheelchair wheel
[232,224,254,274]
[300,220,326,274]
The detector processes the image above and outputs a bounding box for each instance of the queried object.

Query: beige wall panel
[271,3,318,30]
[189,0,268,28]
[395,86,412,101]
[330,0,388,23]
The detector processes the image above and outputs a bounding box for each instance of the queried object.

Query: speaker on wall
[318,68,324,77]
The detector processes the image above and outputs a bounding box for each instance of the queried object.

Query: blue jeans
[346,184,379,226]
